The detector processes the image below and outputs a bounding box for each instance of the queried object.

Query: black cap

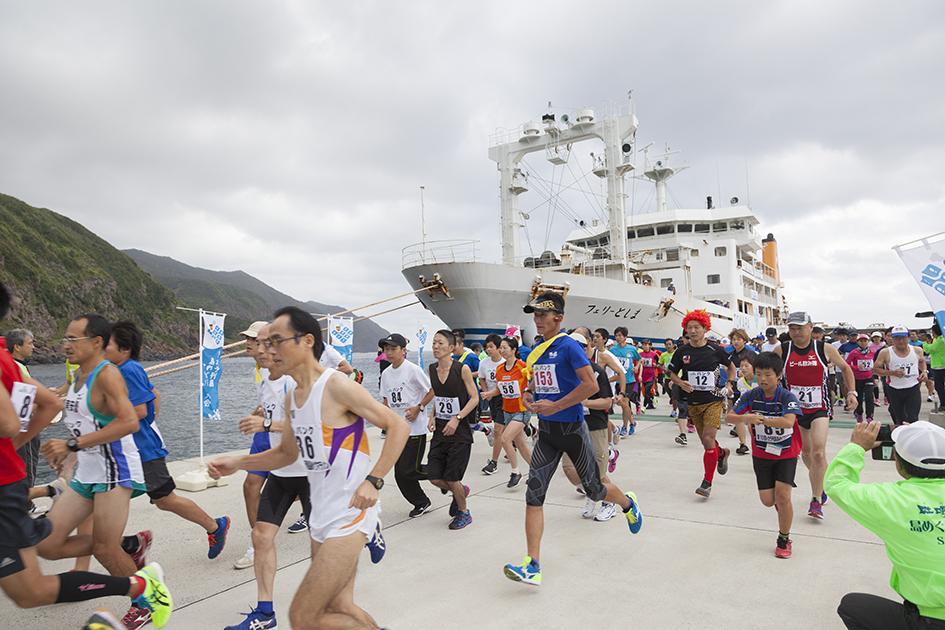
[523,292,565,314]
[765,326,777,336]
[812,326,824,334]
[378,333,408,348]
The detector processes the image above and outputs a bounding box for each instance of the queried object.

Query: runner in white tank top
[208,307,408,629]
[873,327,928,425]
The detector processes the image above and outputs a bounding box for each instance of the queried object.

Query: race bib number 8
[687,371,714,391]
[790,386,823,408]
[616,357,631,370]
[533,365,559,394]
[434,396,460,420]
[11,382,37,433]
[499,380,521,399]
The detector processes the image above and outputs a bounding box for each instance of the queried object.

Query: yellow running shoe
[133,562,173,628]
[82,609,125,629]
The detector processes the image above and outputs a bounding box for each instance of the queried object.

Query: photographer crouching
[824,420,945,629]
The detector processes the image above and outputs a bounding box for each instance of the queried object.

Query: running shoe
[408,501,432,518]
[808,499,824,520]
[132,562,173,628]
[83,610,126,630]
[581,497,598,519]
[287,514,308,533]
[854,413,863,423]
[608,447,620,473]
[670,409,678,418]
[121,605,150,630]
[448,484,471,517]
[224,607,277,630]
[687,421,695,433]
[448,510,472,530]
[207,516,230,559]
[484,424,495,447]
[482,459,498,475]
[619,426,628,438]
[523,422,534,437]
[695,480,712,498]
[775,538,793,559]
[729,428,738,438]
[675,433,687,446]
[366,523,386,563]
[503,556,541,586]
[234,546,255,570]
[594,501,617,522]
[928,395,936,403]
[575,486,586,496]
[821,491,829,506]
[624,491,643,534]
[627,424,636,436]
[507,472,522,488]
[128,530,153,571]
[736,443,749,456]
[717,447,731,475]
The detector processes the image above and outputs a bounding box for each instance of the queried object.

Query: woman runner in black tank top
[429,360,473,444]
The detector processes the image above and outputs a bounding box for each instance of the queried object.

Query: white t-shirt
[761,341,779,353]
[320,345,345,369]
[380,360,432,436]
[478,356,502,392]
[259,375,307,477]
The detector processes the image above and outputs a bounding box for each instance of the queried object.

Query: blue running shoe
[503,556,541,586]
[448,484,471,517]
[624,491,643,534]
[366,523,386,564]
[619,426,628,438]
[224,607,277,630]
[207,516,230,559]
[287,514,308,534]
[821,491,828,506]
[627,424,636,436]
[448,510,472,530]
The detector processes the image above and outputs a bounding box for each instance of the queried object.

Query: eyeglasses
[61,336,90,345]
[260,334,304,349]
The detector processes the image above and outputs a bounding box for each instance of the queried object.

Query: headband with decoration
[681,309,712,331]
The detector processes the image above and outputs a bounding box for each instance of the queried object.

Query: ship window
[666,248,680,261]
[677,223,693,233]
[637,227,655,237]
[731,219,745,230]
[627,229,636,239]
[691,249,700,257]
[714,246,727,257]
[712,222,728,232]
[661,278,673,288]
[655,250,664,261]
[600,235,609,245]
[587,239,598,247]
[694,223,710,234]
[707,274,721,284]
[656,224,674,235]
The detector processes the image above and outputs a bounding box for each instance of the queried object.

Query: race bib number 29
[434,396,460,420]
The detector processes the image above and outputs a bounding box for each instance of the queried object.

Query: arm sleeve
[669,351,683,371]
[823,443,893,539]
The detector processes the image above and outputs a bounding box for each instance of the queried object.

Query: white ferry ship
[401,101,788,347]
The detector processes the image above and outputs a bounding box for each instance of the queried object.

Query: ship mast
[488,104,638,272]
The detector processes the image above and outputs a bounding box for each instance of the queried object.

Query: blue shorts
[248,432,271,478]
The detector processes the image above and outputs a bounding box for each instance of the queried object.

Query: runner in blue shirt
[609,327,640,435]
[503,292,642,588]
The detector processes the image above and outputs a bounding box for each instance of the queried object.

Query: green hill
[125,249,389,353]
[0,193,194,360]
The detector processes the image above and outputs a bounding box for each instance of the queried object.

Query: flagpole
[198,308,205,465]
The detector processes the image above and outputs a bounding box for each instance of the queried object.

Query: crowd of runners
[0,278,943,629]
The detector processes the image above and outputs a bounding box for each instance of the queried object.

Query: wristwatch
[365,475,385,490]
[263,417,272,432]
[66,437,80,452]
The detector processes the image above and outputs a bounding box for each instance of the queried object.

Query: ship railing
[402,240,480,269]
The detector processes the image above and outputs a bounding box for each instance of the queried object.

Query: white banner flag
[329,316,354,364]
[894,232,945,332]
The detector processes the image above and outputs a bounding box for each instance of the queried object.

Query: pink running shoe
[608,448,620,473]
[775,538,793,559]
[128,530,153,571]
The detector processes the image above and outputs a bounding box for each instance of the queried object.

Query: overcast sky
[2,1,943,342]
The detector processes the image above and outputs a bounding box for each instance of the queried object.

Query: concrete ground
[4,396,928,630]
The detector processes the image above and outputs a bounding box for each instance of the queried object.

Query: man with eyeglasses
[209,306,408,630]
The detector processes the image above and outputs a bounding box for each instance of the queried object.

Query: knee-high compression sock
[56,571,141,603]
[703,447,718,483]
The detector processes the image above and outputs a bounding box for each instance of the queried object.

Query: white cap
[891,325,909,338]
[892,421,945,471]
[871,330,883,338]
[568,332,588,346]
[239,321,268,338]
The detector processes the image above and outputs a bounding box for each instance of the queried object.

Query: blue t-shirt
[609,342,641,383]
[532,335,591,422]
[119,359,167,462]
[453,348,480,374]
[518,344,532,361]
[838,341,858,356]
[733,385,802,457]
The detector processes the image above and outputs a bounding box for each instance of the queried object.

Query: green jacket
[824,443,945,620]
[924,336,945,370]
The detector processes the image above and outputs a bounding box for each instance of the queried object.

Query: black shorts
[488,397,506,425]
[426,439,472,482]
[752,457,798,491]
[256,474,312,527]
[0,479,52,578]
[887,384,922,425]
[526,421,605,506]
[142,458,177,502]
[797,409,829,430]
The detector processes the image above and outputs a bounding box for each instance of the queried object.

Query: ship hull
[403,262,769,347]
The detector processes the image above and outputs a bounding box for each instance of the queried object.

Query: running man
[378,333,434,517]
[503,292,642,587]
[872,325,927,426]
[479,334,506,475]
[668,310,736,498]
[609,326,639,436]
[761,327,780,353]
[428,329,479,530]
[774,311,857,519]
[638,340,660,410]
[726,352,803,558]
[209,306,408,630]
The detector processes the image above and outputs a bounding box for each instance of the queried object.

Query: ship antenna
[419,185,427,247]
